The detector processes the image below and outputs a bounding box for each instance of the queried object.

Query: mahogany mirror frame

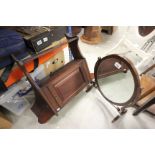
[94,54,141,107]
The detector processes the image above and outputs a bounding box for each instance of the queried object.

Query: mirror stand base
[85,81,97,93]
[111,115,120,123]
[111,107,127,123]
[120,107,128,115]
[85,79,129,123]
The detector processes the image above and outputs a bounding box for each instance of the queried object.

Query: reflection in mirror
[96,57,136,105]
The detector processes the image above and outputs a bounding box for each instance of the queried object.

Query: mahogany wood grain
[139,26,155,36]
[12,35,92,123]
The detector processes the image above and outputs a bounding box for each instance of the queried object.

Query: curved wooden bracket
[65,34,85,59]
[11,54,58,116]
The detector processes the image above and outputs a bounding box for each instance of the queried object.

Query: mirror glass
[96,55,139,106]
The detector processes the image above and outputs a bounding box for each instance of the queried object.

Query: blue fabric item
[0,29,23,47]
[0,28,29,69]
[0,52,28,69]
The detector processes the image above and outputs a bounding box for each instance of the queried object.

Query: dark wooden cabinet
[12,35,91,124]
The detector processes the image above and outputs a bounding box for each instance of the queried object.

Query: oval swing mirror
[94,54,141,107]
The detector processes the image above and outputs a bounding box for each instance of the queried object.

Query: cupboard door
[44,59,91,107]
[41,87,61,112]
